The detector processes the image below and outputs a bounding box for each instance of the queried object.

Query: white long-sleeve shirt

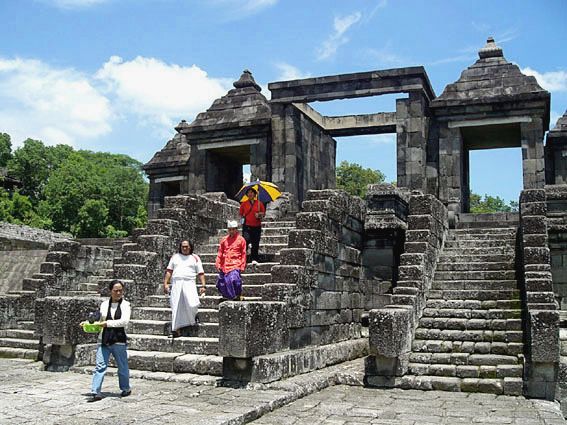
[98,299,131,328]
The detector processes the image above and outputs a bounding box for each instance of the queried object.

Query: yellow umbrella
[235,180,282,203]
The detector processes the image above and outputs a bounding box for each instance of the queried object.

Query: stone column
[396,92,429,192]
[521,117,546,189]
[438,124,463,223]
[187,149,206,194]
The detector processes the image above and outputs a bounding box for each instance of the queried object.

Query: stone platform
[1,358,564,425]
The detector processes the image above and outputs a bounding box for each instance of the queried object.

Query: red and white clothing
[166,253,204,331]
[215,233,247,273]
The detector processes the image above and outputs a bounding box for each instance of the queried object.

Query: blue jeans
[91,343,130,395]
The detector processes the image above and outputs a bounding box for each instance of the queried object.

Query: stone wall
[367,192,448,382]
[0,249,47,293]
[271,104,336,205]
[219,189,367,382]
[362,184,411,310]
[519,189,559,400]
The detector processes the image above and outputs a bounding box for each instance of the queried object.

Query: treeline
[0,133,148,238]
[336,160,518,212]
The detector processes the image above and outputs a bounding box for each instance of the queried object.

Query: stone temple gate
[2,37,567,414]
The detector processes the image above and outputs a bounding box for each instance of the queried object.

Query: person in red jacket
[215,220,247,300]
[239,188,265,265]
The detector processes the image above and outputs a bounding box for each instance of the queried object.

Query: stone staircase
[0,244,115,361]
[404,226,525,395]
[117,220,296,377]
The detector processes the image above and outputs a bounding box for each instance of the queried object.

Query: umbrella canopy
[235,180,282,203]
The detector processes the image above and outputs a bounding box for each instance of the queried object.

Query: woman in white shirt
[163,240,206,337]
[87,279,131,402]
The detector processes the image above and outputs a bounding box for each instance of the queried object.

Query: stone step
[436,262,515,271]
[0,346,39,360]
[16,321,35,331]
[444,240,515,249]
[126,350,222,376]
[208,234,289,245]
[78,282,99,292]
[446,233,516,241]
[449,228,516,235]
[0,329,35,339]
[428,289,520,301]
[426,299,522,310]
[431,280,518,291]
[433,271,517,281]
[413,328,523,343]
[39,262,62,274]
[401,375,522,395]
[261,221,296,228]
[441,247,515,255]
[408,362,522,378]
[0,337,40,350]
[411,339,524,356]
[422,308,522,320]
[214,226,295,237]
[22,278,45,291]
[199,243,287,255]
[128,334,218,355]
[418,317,521,331]
[114,264,148,281]
[203,272,271,285]
[198,252,279,263]
[121,243,140,255]
[144,219,181,237]
[438,254,514,263]
[408,352,521,367]
[122,250,159,265]
[60,290,98,297]
[128,320,218,338]
[202,262,277,274]
[133,307,218,323]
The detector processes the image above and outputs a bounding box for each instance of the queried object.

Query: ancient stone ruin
[1,37,567,414]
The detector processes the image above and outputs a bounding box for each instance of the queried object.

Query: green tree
[8,139,72,200]
[0,133,12,167]
[72,199,109,238]
[469,193,518,213]
[336,160,386,198]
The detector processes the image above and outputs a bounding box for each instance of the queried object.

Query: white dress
[167,253,204,331]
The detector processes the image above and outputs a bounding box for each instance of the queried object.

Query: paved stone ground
[0,358,565,425]
[251,385,567,425]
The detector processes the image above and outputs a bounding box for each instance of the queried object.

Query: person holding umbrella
[239,187,266,265]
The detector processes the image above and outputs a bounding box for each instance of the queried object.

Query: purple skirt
[216,269,242,299]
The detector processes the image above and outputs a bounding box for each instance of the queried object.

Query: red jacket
[239,199,265,227]
[215,233,247,273]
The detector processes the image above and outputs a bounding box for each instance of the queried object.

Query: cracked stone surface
[251,385,566,425]
[1,359,565,425]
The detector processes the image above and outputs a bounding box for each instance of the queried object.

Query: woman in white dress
[163,240,206,337]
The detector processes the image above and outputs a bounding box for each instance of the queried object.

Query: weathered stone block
[529,310,559,363]
[522,216,547,234]
[39,296,100,346]
[219,301,289,358]
[369,307,413,358]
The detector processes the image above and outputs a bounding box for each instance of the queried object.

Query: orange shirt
[239,199,265,227]
[215,233,247,273]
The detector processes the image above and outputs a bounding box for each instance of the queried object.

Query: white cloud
[367,134,396,145]
[40,0,110,9]
[95,56,232,135]
[274,63,311,81]
[364,43,408,67]
[0,57,112,147]
[522,67,567,92]
[208,0,278,20]
[317,12,362,60]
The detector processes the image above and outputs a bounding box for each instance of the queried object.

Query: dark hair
[246,187,257,195]
[109,279,124,290]
[178,240,194,254]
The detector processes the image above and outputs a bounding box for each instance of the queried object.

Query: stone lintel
[448,116,532,129]
[154,175,188,183]
[292,103,397,136]
[196,138,262,150]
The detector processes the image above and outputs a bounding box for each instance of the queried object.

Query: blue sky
[1,0,566,203]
